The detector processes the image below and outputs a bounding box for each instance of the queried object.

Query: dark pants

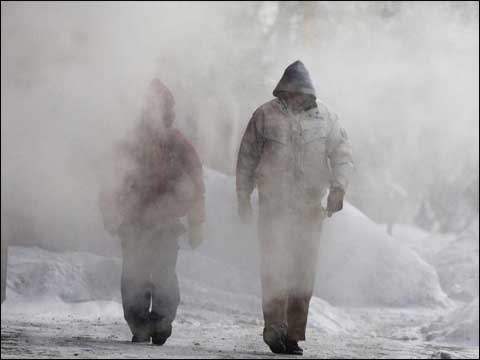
[120,222,183,339]
[258,206,322,342]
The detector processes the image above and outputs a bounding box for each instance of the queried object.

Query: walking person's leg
[259,214,290,353]
[121,236,153,342]
[149,226,181,345]
[286,217,322,354]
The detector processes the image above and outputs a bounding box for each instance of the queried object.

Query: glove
[327,187,345,215]
[188,223,204,249]
[238,196,253,224]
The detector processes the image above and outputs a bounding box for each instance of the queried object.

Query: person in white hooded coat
[236,60,354,355]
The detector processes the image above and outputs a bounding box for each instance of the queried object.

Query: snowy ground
[422,297,479,348]
[1,296,479,359]
[2,300,479,359]
[1,246,479,359]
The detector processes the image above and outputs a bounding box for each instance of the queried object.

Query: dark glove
[238,196,253,224]
[327,187,345,215]
[188,223,203,249]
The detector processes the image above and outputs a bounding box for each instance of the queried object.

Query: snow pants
[120,222,184,338]
[258,204,322,342]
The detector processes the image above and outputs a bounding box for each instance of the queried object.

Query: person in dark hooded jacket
[103,79,205,345]
[236,61,353,355]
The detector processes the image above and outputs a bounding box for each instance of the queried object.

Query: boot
[131,333,150,343]
[151,324,172,346]
[285,339,303,356]
[263,324,287,354]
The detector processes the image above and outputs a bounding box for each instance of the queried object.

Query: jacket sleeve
[177,131,205,225]
[326,113,354,191]
[236,109,264,201]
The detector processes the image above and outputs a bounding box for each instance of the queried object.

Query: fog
[1,2,478,253]
[1,3,479,357]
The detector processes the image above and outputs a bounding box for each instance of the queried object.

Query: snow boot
[131,333,150,343]
[263,324,287,354]
[151,325,172,346]
[285,340,303,355]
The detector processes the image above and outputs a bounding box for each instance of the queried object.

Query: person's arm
[173,130,205,249]
[325,112,354,213]
[236,109,264,222]
[177,131,205,226]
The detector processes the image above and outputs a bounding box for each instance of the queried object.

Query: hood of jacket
[273,60,316,98]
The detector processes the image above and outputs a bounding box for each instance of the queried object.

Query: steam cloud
[1,2,478,253]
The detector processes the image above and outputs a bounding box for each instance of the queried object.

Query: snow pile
[5,169,451,311]
[178,250,260,297]
[391,224,430,244]
[200,169,259,273]
[308,297,356,334]
[6,246,121,302]
[4,245,263,325]
[423,297,479,346]
[5,245,354,335]
[4,251,238,325]
[3,294,123,321]
[430,216,479,302]
[390,224,455,262]
[5,245,259,308]
[316,204,449,307]
[201,169,449,308]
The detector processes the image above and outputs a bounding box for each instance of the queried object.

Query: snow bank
[6,246,121,302]
[5,245,258,305]
[5,245,353,336]
[202,169,449,307]
[308,297,356,334]
[390,224,455,262]
[391,224,430,244]
[5,169,450,311]
[430,216,479,302]
[4,245,262,324]
[3,294,123,321]
[316,204,449,307]
[177,250,260,296]
[200,169,259,273]
[423,297,479,346]
[389,221,477,302]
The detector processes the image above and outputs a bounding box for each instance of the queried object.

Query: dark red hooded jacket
[120,79,205,229]
[100,80,205,235]
[151,127,205,224]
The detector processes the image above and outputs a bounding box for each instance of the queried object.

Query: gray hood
[273,60,316,98]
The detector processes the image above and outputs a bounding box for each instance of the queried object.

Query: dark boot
[263,324,287,354]
[285,340,303,356]
[131,333,150,343]
[151,324,172,346]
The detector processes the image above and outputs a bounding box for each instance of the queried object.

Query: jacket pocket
[302,125,327,145]
[263,124,289,145]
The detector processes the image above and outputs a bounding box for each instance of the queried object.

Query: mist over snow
[2,2,478,254]
[1,2,479,357]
